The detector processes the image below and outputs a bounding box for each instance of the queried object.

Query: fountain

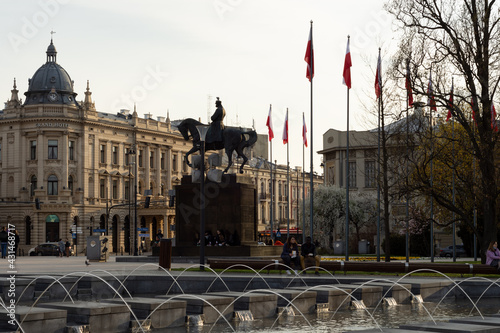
[1,263,500,332]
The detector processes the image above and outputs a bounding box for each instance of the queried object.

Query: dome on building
[23,39,79,106]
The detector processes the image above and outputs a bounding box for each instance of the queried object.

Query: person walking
[65,239,71,257]
[0,227,7,259]
[57,238,65,258]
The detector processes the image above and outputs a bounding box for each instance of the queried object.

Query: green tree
[387,0,500,262]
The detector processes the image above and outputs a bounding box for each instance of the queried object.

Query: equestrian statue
[177,98,258,174]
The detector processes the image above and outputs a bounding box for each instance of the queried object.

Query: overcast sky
[0,0,395,173]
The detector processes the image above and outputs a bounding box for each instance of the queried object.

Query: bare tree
[386,0,500,262]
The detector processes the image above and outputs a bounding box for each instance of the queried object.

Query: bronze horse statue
[177,118,258,174]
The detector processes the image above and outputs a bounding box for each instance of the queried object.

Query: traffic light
[35,198,41,210]
[145,197,151,208]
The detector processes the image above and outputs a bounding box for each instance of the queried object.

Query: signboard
[137,228,149,232]
[139,234,150,238]
[93,229,107,233]
[72,233,76,239]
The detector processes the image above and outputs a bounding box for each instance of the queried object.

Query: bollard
[159,239,172,270]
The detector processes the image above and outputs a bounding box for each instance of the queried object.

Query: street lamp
[128,161,135,255]
[127,148,138,256]
[196,125,209,270]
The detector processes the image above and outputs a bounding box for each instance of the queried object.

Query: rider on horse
[206,97,225,143]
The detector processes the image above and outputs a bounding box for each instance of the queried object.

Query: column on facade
[20,133,26,192]
[155,146,161,196]
[166,147,172,190]
[61,131,68,188]
[37,131,44,189]
[144,144,150,195]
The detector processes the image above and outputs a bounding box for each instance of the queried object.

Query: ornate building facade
[1,39,324,254]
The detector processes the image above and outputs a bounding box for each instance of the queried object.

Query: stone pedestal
[174,174,256,250]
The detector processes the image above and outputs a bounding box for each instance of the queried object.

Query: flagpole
[302,112,306,243]
[286,109,290,240]
[376,47,381,262]
[345,35,350,262]
[269,106,274,244]
[309,20,314,242]
[452,107,456,262]
[430,97,434,262]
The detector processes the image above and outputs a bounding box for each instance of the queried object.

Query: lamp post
[196,125,209,270]
[127,148,138,256]
[128,161,135,255]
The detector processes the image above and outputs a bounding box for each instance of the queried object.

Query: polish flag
[342,38,352,89]
[282,109,288,144]
[375,52,382,99]
[302,113,308,147]
[427,72,437,111]
[304,26,314,82]
[492,103,498,132]
[405,61,414,107]
[266,105,274,141]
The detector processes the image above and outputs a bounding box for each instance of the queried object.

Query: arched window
[30,176,37,196]
[48,175,58,195]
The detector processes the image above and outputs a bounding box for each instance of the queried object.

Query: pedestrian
[300,236,321,275]
[486,240,500,270]
[280,236,300,275]
[57,238,65,257]
[65,239,71,257]
[0,227,8,259]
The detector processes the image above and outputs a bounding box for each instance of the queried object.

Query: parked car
[29,242,74,256]
[439,245,467,257]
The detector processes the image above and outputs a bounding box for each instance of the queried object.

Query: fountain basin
[353,281,412,304]
[106,297,187,328]
[157,294,234,324]
[38,301,130,332]
[260,288,317,314]
[291,286,352,311]
[0,305,67,333]
[331,284,383,308]
[207,291,278,318]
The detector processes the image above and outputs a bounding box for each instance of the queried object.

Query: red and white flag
[304,26,314,82]
[446,83,454,121]
[342,38,352,89]
[471,97,477,126]
[302,112,308,147]
[405,60,413,107]
[427,72,437,111]
[266,105,274,141]
[282,109,288,144]
[375,52,382,99]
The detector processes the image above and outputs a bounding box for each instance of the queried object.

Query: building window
[348,161,357,188]
[365,160,376,188]
[124,148,129,165]
[100,144,106,163]
[69,141,75,161]
[138,182,142,196]
[150,151,154,168]
[68,176,74,195]
[48,175,58,195]
[100,179,105,198]
[138,150,143,167]
[30,140,37,160]
[48,140,58,159]
[172,153,177,172]
[112,180,118,199]
[125,181,130,200]
[112,146,118,164]
[30,176,37,196]
[161,153,165,170]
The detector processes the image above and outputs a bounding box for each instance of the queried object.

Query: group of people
[197,229,240,247]
[280,236,321,275]
[0,227,19,258]
[57,239,72,257]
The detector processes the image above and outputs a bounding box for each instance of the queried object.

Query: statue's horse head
[177,119,191,141]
